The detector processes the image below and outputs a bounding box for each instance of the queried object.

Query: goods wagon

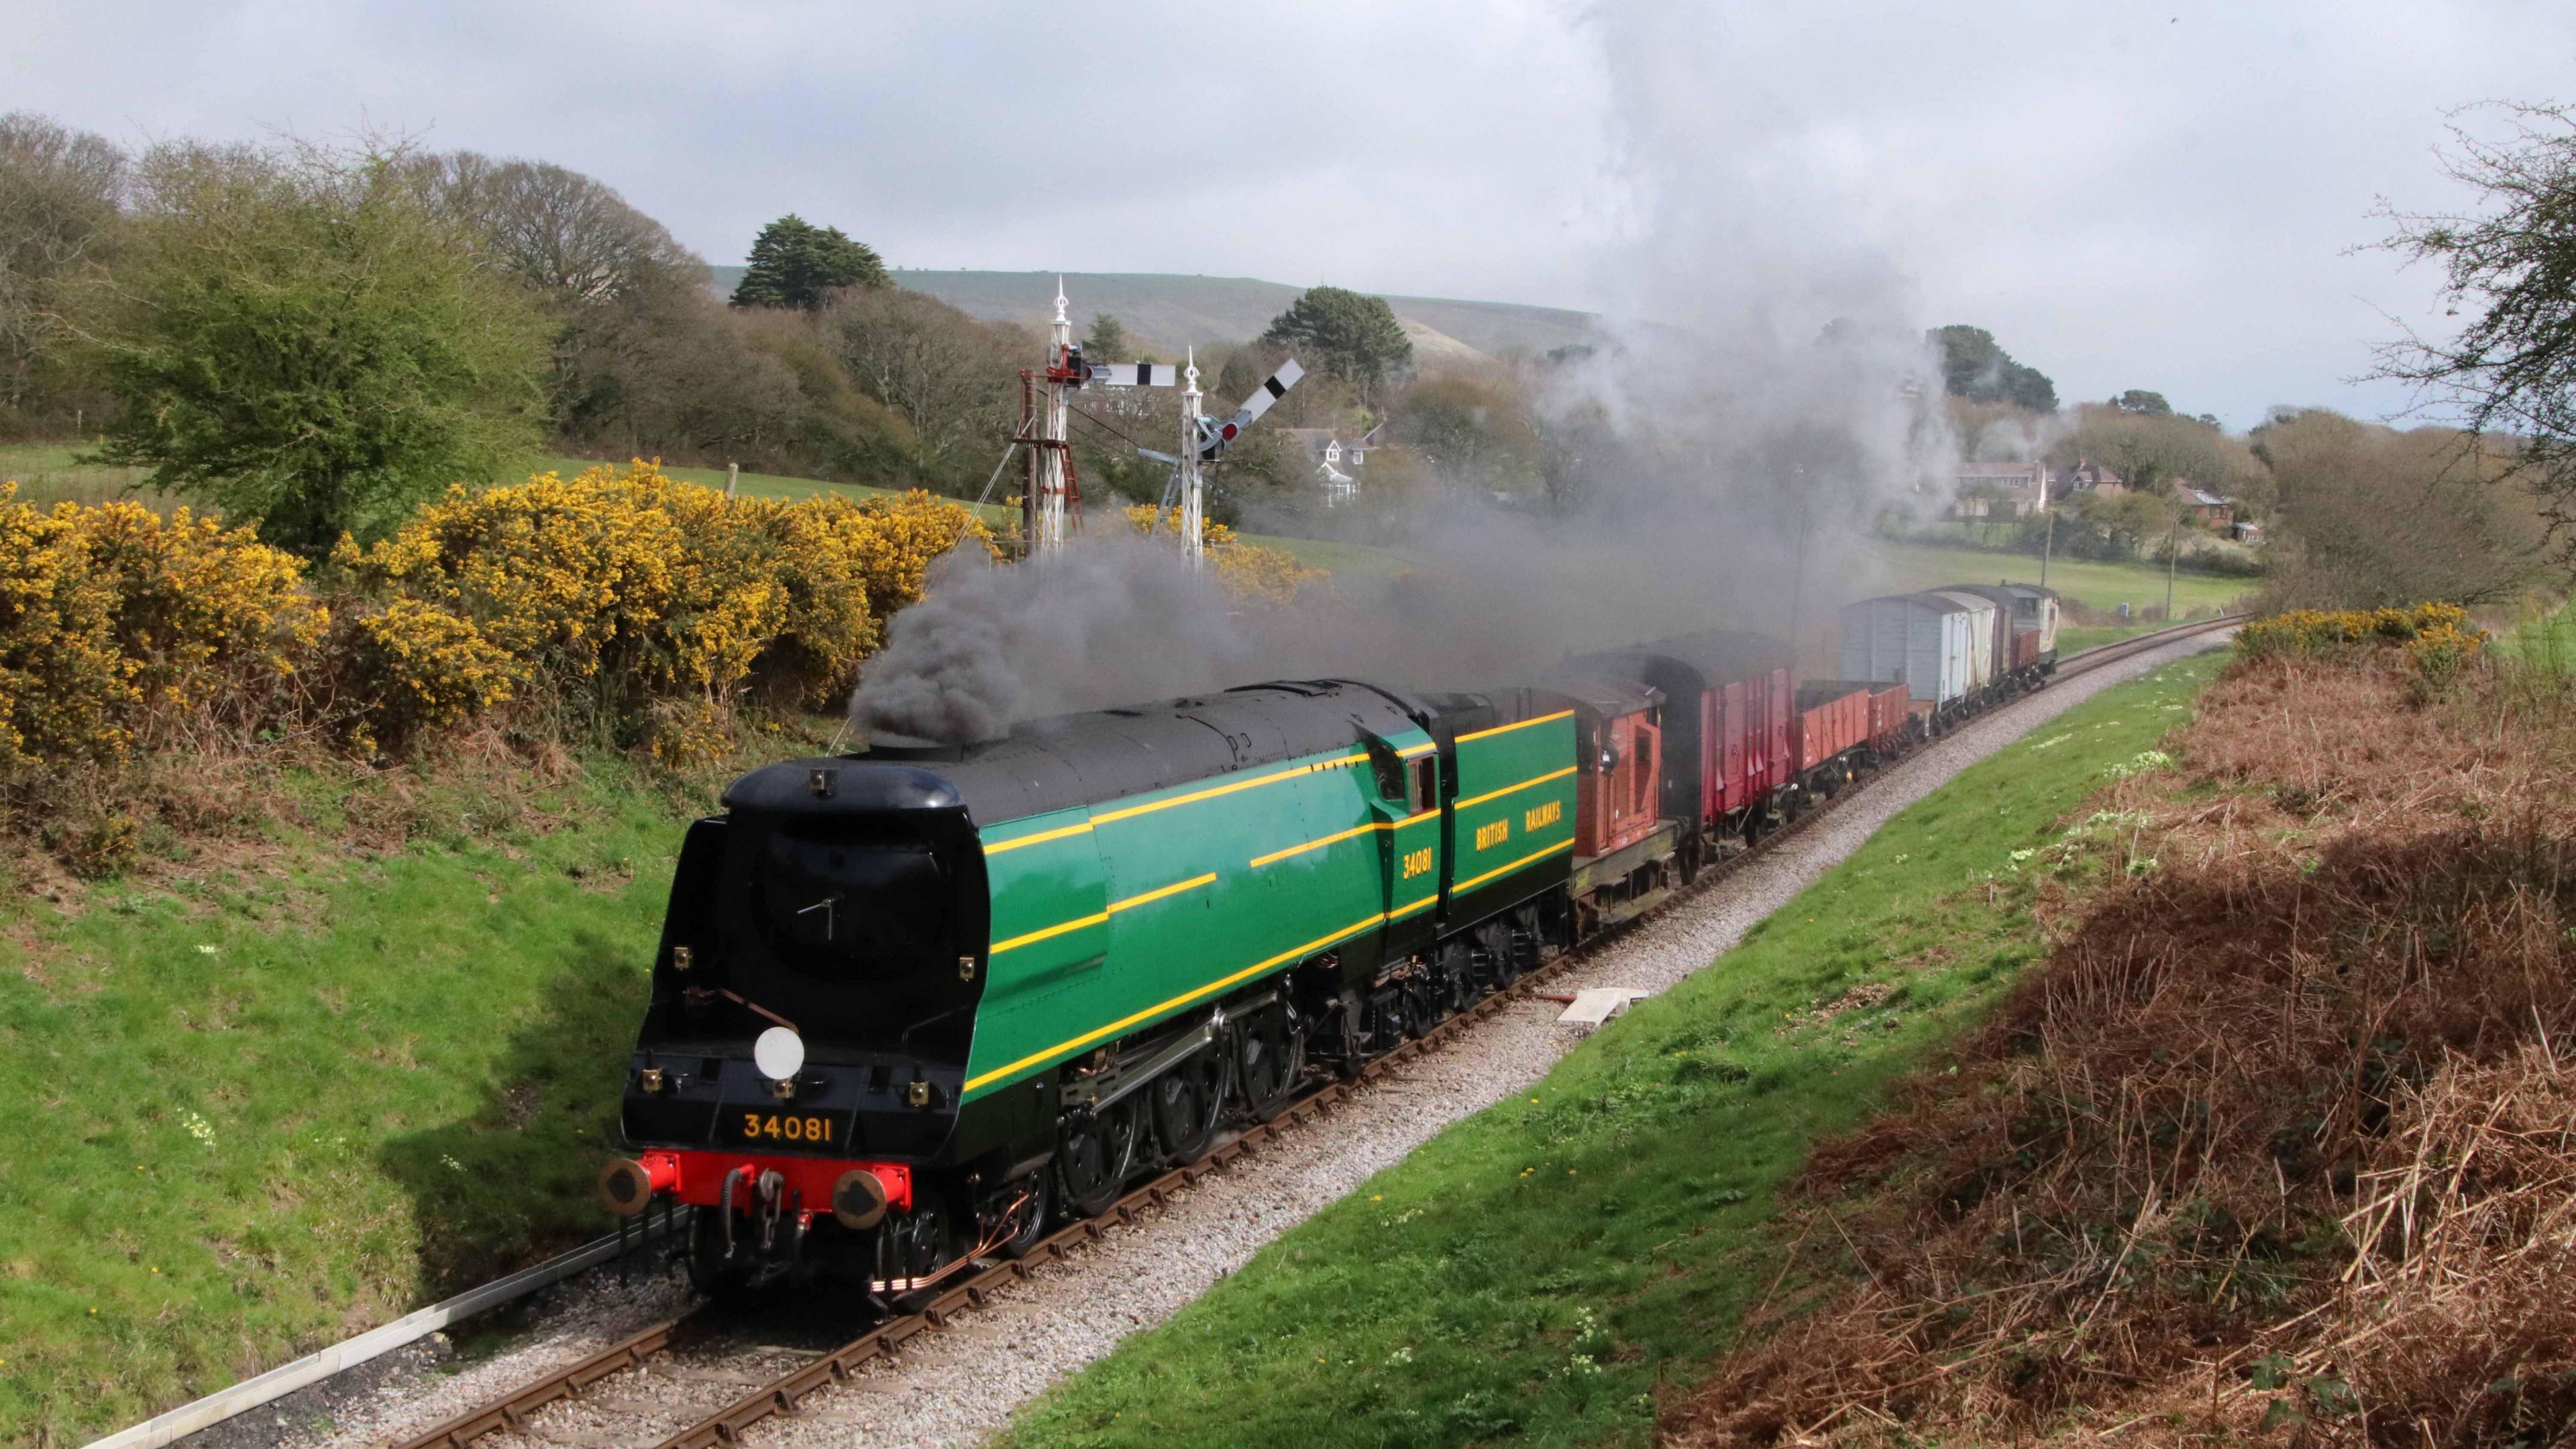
[1539,674,1663,860]
[1538,673,1677,935]
[1933,589,2001,697]
[1860,680,1912,750]
[2000,582,2062,668]
[1639,629,1796,841]
[1838,594,1976,723]
[1792,681,1872,783]
[1559,632,1791,865]
[1937,580,2019,680]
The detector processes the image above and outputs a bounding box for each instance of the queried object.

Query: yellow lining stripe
[1395,741,1436,758]
[1389,892,1438,920]
[981,820,1095,855]
[988,910,1108,955]
[1451,837,1576,896]
[1089,752,1368,826]
[983,748,1387,854]
[1454,709,1574,744]
[1246,810,1437,869]
[966,907,1392,1091]
[990,871,1218,955]
[1108,872,1216,914]
[1248,820,1379,869]
[1453,765,1577,812]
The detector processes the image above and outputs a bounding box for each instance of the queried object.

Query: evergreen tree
[1928,324,2057,412]
[1082,313,1130,360]
[731,214,889,311]
[1261,286,1411,399]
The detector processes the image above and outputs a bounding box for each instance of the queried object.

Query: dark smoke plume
[851,1,1982,745]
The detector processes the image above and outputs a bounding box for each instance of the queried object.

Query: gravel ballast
[281,631,2229,1449]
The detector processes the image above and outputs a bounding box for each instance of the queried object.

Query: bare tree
[0,112,123,426]
[2255,409,2551,607]
[2371,102,2576,563]
[828,288,1025,486]
[409,152,714,443]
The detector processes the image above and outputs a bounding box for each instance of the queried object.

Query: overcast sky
[9,0,2572,430]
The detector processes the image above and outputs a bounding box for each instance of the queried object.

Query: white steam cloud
[852,3,1976,745]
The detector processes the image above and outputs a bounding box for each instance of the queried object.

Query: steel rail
[384,612,2244,1449]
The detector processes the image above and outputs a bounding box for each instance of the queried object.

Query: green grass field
[0,756,715,1444]
[0,440,174,511]
[2497,601,2576,673]
[1866,539,2253,620]
[1000,652,2225,1449]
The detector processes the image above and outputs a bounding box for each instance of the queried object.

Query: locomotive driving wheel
[1057,1096,1140,1218]
[1236,1005,1305,1120]
[1150,1046,1227,1162]
[1434,940,1477,1016]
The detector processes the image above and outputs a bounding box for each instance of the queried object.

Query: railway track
[392,614,2241,1449]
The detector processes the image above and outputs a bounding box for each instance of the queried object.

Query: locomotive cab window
[749,817,953,978]
[1405,757,1435,814]
[1368,745,1405,802]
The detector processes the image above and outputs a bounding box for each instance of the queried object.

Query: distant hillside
[703,265,1600,362]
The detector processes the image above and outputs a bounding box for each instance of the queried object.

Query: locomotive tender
[599,584,2058,1297]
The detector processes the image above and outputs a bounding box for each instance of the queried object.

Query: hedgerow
[0,483,325,774]
[1,464,994,845]
[337,462,994,758]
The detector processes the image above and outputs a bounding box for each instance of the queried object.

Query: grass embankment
[1001,652,2223,1449]
[0,755,710,1444]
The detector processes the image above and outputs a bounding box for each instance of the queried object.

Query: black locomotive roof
[1535,670,1663,720]
[727,679,1426,830]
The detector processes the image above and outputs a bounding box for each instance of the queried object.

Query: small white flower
[196,945,219,957]
[181,1110,216,1148]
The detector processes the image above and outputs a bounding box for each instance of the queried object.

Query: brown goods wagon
[1792,681,1870,775]
[1562,630,1794,840]
[1864,682,1911,749]
[1534,674,1665,860]
[2010,627,2042,672]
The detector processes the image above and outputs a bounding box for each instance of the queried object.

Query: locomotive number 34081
[736,1112,836,1146]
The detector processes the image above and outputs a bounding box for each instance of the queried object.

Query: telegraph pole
[2165,521,2180,622]
[2038,470,2055,591]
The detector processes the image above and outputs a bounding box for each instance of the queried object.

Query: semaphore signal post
[1017,278,1302,569]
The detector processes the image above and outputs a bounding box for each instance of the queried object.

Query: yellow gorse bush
[0,482,323,777]
[2236,602,2475,659]
[1120,503,1325,606]
[2238,602,2486,698]
[339,462,991,755]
